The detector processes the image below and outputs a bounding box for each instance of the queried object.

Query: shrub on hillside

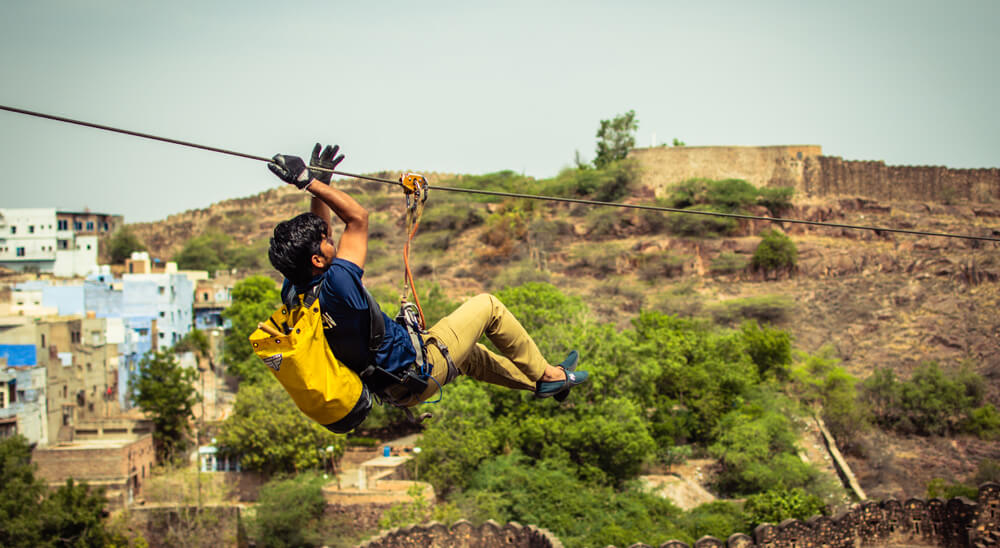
[862,361,998,438]
[545,160,638,202]
[751,229,797,271]
[708,295,795,325]
[567,242,625,277]
[665,205,739,238]
[637,252,688,281]
[710,252,749,274]
[757,186,795,213]
[249,474,330,548]
[743,488,826,529]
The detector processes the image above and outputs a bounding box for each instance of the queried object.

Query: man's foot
[554,351,579,402]
[535,351,587,399]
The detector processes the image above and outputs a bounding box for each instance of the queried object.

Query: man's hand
[268,154,313,189]
[308,143,345,185]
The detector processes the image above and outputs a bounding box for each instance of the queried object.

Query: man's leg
[425,293,549,391]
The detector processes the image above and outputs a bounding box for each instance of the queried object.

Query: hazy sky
[1,1,997,222]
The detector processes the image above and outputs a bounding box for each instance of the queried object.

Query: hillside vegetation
[117,158,1000,546]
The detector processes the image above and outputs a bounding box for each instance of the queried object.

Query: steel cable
[2,103,998,243]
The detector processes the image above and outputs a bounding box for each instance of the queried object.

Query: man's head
[268,213,334,286]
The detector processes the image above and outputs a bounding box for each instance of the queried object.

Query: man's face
[312,235,336,272]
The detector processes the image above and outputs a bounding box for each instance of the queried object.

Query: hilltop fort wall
[629,146,1000,204]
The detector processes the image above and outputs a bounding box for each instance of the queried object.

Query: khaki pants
[404,293,550,405]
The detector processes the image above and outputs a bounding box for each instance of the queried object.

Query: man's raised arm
[267,145,369,269]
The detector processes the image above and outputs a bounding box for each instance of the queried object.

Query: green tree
[790,348,869,442]
[0,437,115,548]
[862,361,989,436]
[0,435,45,547]
[250,473,328,548]
[413,380,502,496]
[594,110,638,168]
[752,229,797,271]
[221,275,280,383]
[130,350,200,462]
[174,231,235,274]
[107,226,147,264]
[740,320,792,380]
[709,395,821,496]
[175,328,211,364]
[215,381,344,476]
[743,487,826,528]
[40,479,112,547]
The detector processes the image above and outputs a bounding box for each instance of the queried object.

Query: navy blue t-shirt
[281,258,417,374]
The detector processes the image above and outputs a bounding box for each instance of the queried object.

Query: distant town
[0,207,236,507]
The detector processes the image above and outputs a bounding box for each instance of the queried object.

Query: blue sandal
[535,351,587,399]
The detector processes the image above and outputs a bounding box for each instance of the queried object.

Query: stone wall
[611,482,1000,548]
[628,146,1000,204]
[629,145,822,193]
[803,156,1000,203]
[359,519,564,548]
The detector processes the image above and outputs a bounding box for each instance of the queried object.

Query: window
[58,239,68,249]
[86,221,94,230]
[74,221,82,230]
[58,220,68,230]
[86,244,91,250]
[16,247,25,257]
[40,334,45,348]
[71,331,81,344]
[10,226,15,234]
[86,362,92,371]
[28,225,34,233]
[158,286,165,295]
[158,333,165,339]
[159,311,165,318]
[102,222,109,231]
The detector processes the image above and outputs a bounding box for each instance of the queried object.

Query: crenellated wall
[629,146,1000,204]
[363,483,1000,548]
[614,482,1000,548]
[358,519,564,548]
[803,156,1000,203]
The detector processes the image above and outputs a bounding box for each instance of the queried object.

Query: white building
[0,208,121,277]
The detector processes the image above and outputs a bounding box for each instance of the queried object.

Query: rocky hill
[124,172,1000,501]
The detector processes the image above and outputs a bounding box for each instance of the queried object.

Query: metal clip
[400,172,429,210]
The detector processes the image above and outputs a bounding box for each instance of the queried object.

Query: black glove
[268,154,313,189]
[309,143,345,185]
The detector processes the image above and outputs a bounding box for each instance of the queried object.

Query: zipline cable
[3,103,999,243]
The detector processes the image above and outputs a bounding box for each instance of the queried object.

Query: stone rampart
[629,145,821,193]
[363,483,1000,548]
[614,482,1000,548]
[629,146,1000,204]
[359,519,564,548]
[803,156,1000,203]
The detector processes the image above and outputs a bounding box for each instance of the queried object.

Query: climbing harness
[354,173,457,424]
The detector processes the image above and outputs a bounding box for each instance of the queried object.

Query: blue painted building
[15,268,197,410]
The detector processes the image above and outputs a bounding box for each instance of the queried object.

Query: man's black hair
[268,213,328,286]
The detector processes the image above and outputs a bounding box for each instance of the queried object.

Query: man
[265,143,588,415]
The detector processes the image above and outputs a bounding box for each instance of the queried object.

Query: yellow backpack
[248,287,371,433]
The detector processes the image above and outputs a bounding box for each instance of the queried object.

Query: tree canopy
[130,350,200,461]
[594,110,639,168]
[215,381,344,476]
[221,275,281,384]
